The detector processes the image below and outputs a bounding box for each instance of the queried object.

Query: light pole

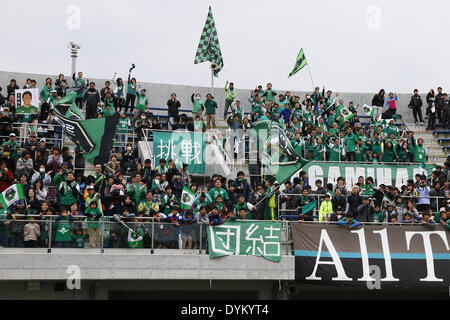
[68,42,81,77]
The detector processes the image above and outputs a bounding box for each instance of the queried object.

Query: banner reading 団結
[207,220,282,262]
[153,131,205,174]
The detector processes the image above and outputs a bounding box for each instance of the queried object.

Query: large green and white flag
[52,92,120,165]
[181,186,196,210]
[207,220,282,262]
[0,184,25,208]
[288,48,308,78]
[362,104,375,117]
[251,120,311,185]
[194,6,224,77]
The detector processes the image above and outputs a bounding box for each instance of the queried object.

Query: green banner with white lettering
[207,221,282,262]
[153,131,205,174]
[299,162,434,190]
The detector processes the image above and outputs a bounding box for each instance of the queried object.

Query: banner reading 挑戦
[15,88,40,114]
[292,222,450,286]
[298,162,433,190]
[153,131,205,174]
[207,221,282,262]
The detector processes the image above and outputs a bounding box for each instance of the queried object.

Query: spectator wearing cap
[356,196,374,222]
[16,151,33,179]
[3,133,18,161]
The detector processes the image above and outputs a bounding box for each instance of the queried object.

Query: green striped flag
[181,186,196,210]
[194,6,224,77]
[0,184,25,208]
[288,48,308,78]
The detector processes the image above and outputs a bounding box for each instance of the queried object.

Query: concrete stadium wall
[0,70,419,123]
[0,248,294,281]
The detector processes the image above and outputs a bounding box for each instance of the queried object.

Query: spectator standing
[167,93,181,121]
[371,89,385,120]
[435,87,444,123]
[82,82,101,119]
[408,89,424,124]
[125,70,138,114]
[205,94,218,129]
[224,81,236,120]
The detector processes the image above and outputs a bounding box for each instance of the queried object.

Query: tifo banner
[207,221,282,262]
[299,162,434,190]
[292,223,450,286]
[15,88,40,114]
[153,131,205,174]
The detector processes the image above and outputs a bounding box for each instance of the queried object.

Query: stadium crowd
[0,72,449,250]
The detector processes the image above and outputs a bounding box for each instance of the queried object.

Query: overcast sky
[1,0,449,93]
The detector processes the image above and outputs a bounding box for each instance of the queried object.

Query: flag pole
[210,64,215,97]
[306,64,315,91]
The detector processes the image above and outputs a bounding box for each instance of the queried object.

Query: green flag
[52,92,120,165]
[301,200,317,215]
[252,120,311,185]
[288,48,308,78]
[181,186,196,210]
[194,6,224,77]
[0,184,25,209]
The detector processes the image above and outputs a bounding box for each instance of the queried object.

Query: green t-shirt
[72,233,85,248]
[118,117,130,134]
[85,207,102,229]
[208,188,229,203]
[135,93,149,111]
[414,145,427,162]
[329,144,342,161]
[127,82,137,95]
[55,216,72,242]
[344,134,357,153]
[356,145,368,162]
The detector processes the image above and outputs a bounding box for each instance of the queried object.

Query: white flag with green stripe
[362,104,375,117]
[181,186,196,210]
[340,107,354,121]
[0,184,25,208]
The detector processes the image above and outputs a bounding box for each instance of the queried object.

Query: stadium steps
[409,124,447,163]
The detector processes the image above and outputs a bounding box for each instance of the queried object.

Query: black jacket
[82,88,100,105]
[435,93,444,108]
[443,99,450,115]
[6,84,19,98]
[371,93,385,107]
[356,204,374,222]
[332,196,347,212]
[408,94,423,109]
[167,99,181,117]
